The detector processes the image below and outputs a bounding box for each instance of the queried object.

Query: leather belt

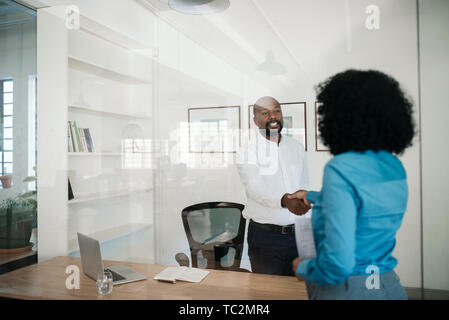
[250,220,295,235]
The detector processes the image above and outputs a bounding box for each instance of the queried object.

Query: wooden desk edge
[0,256,308,300]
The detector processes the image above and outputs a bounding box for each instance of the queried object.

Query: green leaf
[19,191,37,199]
[23,176,37,183]
[26,199,37,208]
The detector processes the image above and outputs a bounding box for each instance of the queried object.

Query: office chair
[177,202,249,272]
[175,253,190,267]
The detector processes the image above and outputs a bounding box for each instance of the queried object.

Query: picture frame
[315,101,330,152]
[188,106,241,153]
[248,102,307,151]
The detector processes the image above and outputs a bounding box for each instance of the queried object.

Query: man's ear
[253,116,259,127]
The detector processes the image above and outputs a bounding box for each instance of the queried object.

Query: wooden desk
[0,256,308,300]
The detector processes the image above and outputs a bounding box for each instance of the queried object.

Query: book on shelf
[68,121,78,152]
[78,128,88,152]
[83,128,95,152]
[68,120,95,153]
[70,120,82,152]
[67,121,74,152]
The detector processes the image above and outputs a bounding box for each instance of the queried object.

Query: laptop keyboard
[105,268,126,282]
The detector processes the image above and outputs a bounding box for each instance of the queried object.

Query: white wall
[419,0,449,291]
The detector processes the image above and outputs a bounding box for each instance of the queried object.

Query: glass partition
[0,0,37,274]
[2,0,447,301]
[419,0,449,300]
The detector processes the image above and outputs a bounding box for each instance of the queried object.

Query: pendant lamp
[168,0,230,15]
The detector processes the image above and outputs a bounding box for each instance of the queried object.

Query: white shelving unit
[37,8,156,264]
[68,187,153,205]
[68,56,151,85]
[68,152,123,157]
[69,104,152,120]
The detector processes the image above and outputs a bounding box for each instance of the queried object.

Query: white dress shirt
[236,131,310,226]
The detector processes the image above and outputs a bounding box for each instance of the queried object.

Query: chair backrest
[181,202,246,271]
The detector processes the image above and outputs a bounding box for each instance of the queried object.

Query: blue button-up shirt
[296,150,408,285]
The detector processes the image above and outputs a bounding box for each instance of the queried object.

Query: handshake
[281,190,311,216]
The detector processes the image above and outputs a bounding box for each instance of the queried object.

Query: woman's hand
[287,190,310,206]
[292,257,304,281]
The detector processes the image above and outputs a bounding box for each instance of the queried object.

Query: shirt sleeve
[306,191,320,204]
[296,164,358,285]
[236,152,285,209]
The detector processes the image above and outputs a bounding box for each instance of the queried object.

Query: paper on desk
[176,267,209,283]
[153,266,209,283]
[295,216,317,259]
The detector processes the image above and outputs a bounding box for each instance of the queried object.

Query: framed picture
[248,102,307,151]
[188,106,241,153]
[315,101,330,152]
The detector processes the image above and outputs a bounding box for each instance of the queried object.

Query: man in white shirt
[236,96,310,276]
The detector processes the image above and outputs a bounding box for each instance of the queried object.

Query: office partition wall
[0,0,37,273]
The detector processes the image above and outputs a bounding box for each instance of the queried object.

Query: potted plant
[0,196,35,252]
[19,172,37,229]
[0,167,38,252]
[0,175,13,189]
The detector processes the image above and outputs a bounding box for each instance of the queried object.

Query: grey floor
[405,287,449,300]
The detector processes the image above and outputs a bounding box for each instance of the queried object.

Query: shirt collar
[255,129,283,146]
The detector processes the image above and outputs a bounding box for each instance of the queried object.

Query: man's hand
[292,257,304,281]
[287,190,310,206]
[281,193,311,215]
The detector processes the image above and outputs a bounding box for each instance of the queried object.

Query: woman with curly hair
[290,69,415,300]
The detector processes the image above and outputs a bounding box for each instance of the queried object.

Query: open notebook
[154,266,209,284]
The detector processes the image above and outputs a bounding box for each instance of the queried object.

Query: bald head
[252,96,284,139]
[253,96,281,116]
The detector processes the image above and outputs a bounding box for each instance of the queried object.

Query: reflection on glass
[187,208,241,244]
[186,207,242,269]
[3,104,13,116]
[4,116,13,128]
[3,93,13,104]
[0,1,37,271]
[3,81,13,93]
[3,128,12,139]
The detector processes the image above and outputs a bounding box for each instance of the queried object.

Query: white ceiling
[139,0,412,90]
[15,0,416,92]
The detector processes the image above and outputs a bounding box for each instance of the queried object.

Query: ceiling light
[168,0,230,15]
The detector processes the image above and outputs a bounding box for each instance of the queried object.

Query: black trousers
[247,221,298,276]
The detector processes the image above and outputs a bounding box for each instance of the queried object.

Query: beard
[264,120,283,138]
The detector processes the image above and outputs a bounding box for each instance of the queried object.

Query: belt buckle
[281,226,288,235]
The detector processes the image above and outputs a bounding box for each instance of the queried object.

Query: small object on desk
[294,216,317,259]
[96,270,113,295]
[154,266,209,284]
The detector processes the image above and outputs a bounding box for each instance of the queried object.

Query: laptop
[77,232,147,285]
